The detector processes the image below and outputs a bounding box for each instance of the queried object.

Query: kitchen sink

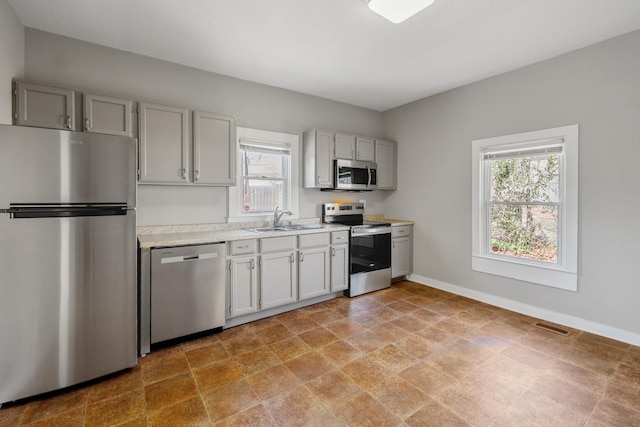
[247,224,324,233]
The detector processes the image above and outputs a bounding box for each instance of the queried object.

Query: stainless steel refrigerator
[0,124,138,404]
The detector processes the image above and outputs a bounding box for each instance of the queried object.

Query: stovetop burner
[322,202,391,228]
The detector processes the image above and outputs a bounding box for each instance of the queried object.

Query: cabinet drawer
[299,232,330,249]
[331,231,349,245]
[392,225,412,238]
[260,236,296,253]
[229,239,257,255]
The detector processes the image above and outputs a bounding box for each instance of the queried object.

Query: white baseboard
[408,274,640,347]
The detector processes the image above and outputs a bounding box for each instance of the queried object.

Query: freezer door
[0,211,137,403]
[0,125,136,207]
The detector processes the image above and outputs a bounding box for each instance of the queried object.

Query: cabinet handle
[317,175,321,184]
[179,168,187,179]
[194,170,200,181]
[290,253,295,263]
[300,252,304,262]
[357,151,360,159]
[250,259,255,269]
[351,150,355,158]
[66,115,72,129]
[335,236,345,240]
[85,118,90,131]
[332,248,336,257]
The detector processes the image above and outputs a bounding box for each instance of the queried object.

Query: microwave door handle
[366,165,371,187]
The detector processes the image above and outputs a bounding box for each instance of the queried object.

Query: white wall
[0,0,24,124]
[24,29,389,225]
[383,30,640,337]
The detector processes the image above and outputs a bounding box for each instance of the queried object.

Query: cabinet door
[315,130,334,188]
[299,247,330,300]
[15,81,75,130]
[138,102,189,184]
[375,139,397,190]
[260,252,297,309]
[229,256,259,318]
[334,133,356,159]
[83,93,132,136]
[193,111,236,186]
[356,136,375,162]
[330,244,349,292]
[392,236,411,278]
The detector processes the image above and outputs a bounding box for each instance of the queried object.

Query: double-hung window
[472,125,579,291]
[228,127,299,221]
[239,141,289,213]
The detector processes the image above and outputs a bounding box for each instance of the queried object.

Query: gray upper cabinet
[303,129,334,188]
[139,103,236,186]
[193,111,236,186]
[83,93,133,137]
[138,102,189,184]
[355,136,375,162]
[14,81,76,130]
[335,134,375,161]
[334,133,356,159]
[375,139,397,190]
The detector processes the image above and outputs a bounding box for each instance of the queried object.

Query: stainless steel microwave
[334,159,377,191]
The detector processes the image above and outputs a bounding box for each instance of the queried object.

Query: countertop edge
[138,224,351,250]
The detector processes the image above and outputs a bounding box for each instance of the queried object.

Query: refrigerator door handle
[4,205,129,219]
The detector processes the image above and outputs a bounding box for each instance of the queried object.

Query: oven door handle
[352,228,391,237]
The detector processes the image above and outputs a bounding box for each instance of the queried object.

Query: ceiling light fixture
[368,0,435,24]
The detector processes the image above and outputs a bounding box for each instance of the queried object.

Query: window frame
[228,127,299,223]
[471,125,579,291]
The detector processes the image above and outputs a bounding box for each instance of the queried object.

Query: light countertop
[138,223,350,249]
[366,215,415,226]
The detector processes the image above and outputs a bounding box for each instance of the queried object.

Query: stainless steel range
[322,203,391,297]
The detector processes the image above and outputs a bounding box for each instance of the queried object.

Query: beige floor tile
[4,281,639,427]
[246,364,301,401]
[202,379,260,422]
[144,372,199,412]
[335,392,404,427]
[146,396,210,427]
[285,351,334,382]
[185,341,230,369]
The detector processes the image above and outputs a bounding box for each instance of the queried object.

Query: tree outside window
[488,151,560,263]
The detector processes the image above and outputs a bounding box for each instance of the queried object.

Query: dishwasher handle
[160,252,219,264]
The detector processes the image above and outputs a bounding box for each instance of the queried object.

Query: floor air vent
[533,322,570,335]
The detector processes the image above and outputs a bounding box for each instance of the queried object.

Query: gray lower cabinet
[227,232,343,320]
[392,225,413,279]
[260,236,298,310]
[330,231,349,292]
[298,233,330,300]
[14,81,76,130]
[83,92,133,136]
[227,240,259,319]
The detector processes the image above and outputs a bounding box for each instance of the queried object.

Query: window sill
[472,255,577,292]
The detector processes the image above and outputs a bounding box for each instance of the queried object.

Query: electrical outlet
[359,199,366,209]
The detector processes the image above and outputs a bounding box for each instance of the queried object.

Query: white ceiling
[9,0,640,111]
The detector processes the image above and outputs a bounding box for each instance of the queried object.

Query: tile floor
[1,281,640,426]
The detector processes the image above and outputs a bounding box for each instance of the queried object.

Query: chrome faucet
[273,206,292,227]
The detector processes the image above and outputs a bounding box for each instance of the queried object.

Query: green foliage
[489,154,559,262]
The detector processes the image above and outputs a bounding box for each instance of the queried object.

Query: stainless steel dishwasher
[150,243,226,345]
